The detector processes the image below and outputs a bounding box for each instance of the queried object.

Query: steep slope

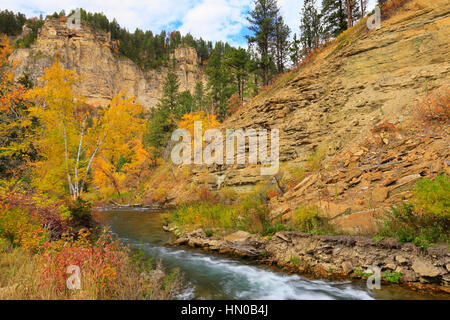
[9,18,206,107]
[192,0,450,233]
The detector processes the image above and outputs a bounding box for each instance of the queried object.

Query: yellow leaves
[0,34,12,65]
[101,92,144,136]
[26,59,86,122]
[177,111,219,137]
[20,60,148,198]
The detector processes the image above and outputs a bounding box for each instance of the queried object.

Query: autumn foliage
[379,0,410,18]
[177,110,220,137]
[0,41,180,299]
[416,86,450,122]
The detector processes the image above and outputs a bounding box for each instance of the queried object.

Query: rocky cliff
[9,18,206,108]
[191,0,450,233]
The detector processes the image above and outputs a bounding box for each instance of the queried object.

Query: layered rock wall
[9,18,206,108]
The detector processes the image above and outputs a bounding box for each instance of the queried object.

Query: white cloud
[0,0,380,45]
[179,0,252,47]
[0,0,199,32]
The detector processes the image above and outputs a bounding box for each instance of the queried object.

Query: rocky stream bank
[164,226,450,295]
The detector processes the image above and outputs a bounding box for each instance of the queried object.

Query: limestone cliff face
[9,18,206,108]
[145,47,206,106]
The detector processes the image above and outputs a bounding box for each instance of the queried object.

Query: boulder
[411,258,442,278]
[224,230,252,243]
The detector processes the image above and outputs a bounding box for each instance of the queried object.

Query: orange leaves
[177,111,219,137]
[0,206,49,251]
[380,0,408,16]
[26,59,84,120]
[416,86,450,123]
[371,121,397,133]
[92,93,147,197]
[0,34,12,66]
[100,92,145,138]
[226,93,243,115]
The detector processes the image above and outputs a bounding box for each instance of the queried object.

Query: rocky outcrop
[268,122,450,234]
[9,18,206,108]
[188,0,450,233]
[194,0,449,185]
[168,228,450,293]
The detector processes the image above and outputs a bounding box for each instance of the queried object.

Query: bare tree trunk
[63,124,75,197]
[79,132,107,198]
[274,174,285,195]
[345,0,353,28]
[74,117,87,197]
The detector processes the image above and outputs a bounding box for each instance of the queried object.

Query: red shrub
[40,230,126,294]
[416,87,450,122]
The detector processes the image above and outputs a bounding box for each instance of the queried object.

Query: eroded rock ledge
[166,227,450,294]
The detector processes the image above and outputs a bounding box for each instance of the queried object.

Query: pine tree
[205,42,235,120]
[360,0,368,17]
[224,47,251,100]
[300,0,322,52]
[246,0,280,86]
[143,71,182,160]
[345,0,353,28]
[321,0,348,40]
[272,15,291,74]
[344,0,361,28]
[289,33,301,65]
[159,71,180,113]
[177,90,194,116]
[194,81,205,111]
[143,107,173,161]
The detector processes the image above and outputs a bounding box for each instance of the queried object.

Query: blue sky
[0,0,378,47]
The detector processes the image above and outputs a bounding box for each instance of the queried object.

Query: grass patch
[306,145,327,171]
[382,270,402,284]
[376,174,449,250]
[289,256,300,266]
[291,205,334,235]
[412,173,449,219]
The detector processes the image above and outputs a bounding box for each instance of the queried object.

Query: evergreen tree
[143,107,173,161]
[194,81,205,111]
[246,0,279,86]
[290,33,301,65]
[178,90,194,115]
[300,0,322,52]
[344,0,361,28]
[159,71,180,113]
[144,72,181,160]
[272,15,291,74]
[224,47,251,100]
[206,42,235,121]
[360,0,368,17]
[0,10,26,36]
[321,0,348,40]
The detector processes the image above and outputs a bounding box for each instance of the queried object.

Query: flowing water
[96,208,446,300]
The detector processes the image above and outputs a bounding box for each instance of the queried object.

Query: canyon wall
[9,18,206,108]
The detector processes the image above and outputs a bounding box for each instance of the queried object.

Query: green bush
[291,205,333,235]
[68,198,92,227]
[382,270,402,284]
[171,202,238,230]
[413,174,449,219]
[378,203,449,250]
